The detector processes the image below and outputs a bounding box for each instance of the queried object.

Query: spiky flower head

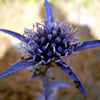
[22,18,79,68]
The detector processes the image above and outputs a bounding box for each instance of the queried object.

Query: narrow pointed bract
[0,29,29,43]
[74,40,100,51]
[29,75,38,83]
[45,0,54,23]
[56,62,88,98]
[0,57,35,79]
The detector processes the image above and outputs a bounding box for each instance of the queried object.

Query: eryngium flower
[0,0,100,99]
[22,19,79,65]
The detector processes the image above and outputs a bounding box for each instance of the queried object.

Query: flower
[0,0,100,99]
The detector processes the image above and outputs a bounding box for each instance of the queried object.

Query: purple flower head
[0,0,100,99]
[22,18,79,66]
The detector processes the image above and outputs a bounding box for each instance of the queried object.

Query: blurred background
[0,0,100,100]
